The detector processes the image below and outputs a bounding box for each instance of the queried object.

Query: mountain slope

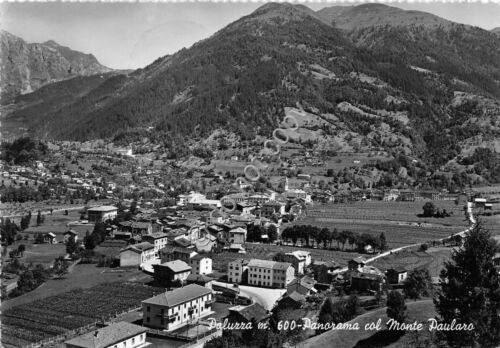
[3,3,500,183]
[0,30,111,103]
[493,27,500,36]
[317,4,453,30]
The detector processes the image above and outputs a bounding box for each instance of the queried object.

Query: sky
[2,1,500,70]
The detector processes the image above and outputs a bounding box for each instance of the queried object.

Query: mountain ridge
[0,30,111,103]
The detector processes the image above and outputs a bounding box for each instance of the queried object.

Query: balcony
[206,298,215,304]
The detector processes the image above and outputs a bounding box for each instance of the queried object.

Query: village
[1,142,500,348]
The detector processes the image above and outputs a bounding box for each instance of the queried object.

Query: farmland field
[1,282,162,347]
[305,201,467,226]
[372,247,452,277]
[296,201,469,249]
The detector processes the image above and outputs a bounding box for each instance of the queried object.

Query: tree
[84,231,96,250]
[273,252,287,262]
[66,236,78,255]
[34,233,44,244]
[53,257,69,278]
[17,270,37,292]
[9,250,18,259]
[386,290,407,324]
[379,232,388,251]
[422,202,436,217]
[317,297,334,334]
[17,244,26,257]
[36,211,42,226]
[403,268,432,300]
[130,200,138,215]
[434,222,500,348]
[267,225,278,243]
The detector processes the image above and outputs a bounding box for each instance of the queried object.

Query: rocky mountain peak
[0,30,111,103]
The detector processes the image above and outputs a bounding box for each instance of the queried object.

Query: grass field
[306,201,467,226]
[4,240,67,266]
[372,247,452,277]
[1,281,161,347]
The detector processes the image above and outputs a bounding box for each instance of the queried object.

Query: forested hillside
[3,3,500,184]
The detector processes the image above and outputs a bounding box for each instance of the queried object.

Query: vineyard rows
[1,282,162,346]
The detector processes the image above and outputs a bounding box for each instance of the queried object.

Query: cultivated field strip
[1,282,161,346]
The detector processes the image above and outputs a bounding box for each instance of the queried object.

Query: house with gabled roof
[153,260,191,287]
[64,321,147,348]
[119,242,155,267]
[142,284,214,331]
[247,259,295,289]
[225,303,270,327]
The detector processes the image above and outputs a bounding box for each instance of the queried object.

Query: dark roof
[142,284,212,307]
[131,222,151,229]
[352,272,383,281]
[282,291,306,303]
[387,267,408,273]
[174,237,192,247]
[158,260,191,273]
[288,276,316,290]
[64,321,146,348]
[121,242,154,253]
[187,274,214,284]
[228,303,269,323]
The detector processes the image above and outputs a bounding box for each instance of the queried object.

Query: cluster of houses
[61,248,414,348]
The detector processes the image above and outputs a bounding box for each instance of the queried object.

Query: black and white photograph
[1,1,500,347]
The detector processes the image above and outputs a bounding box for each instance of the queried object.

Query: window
[132,338,135,344]
[147,316,150,323]
[147,306,150,312]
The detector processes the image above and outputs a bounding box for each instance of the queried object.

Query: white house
[64,321,148,348]
[189,255,212,275]
[87,206,118,223]
[142,284,214,331]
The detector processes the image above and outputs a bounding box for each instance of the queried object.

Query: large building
[119,242,156,267]
[142,284,214,331]
[64,321,147,348]
[228,227,247,244]
[283,250,311,274]
[87,206,118,223]
[247,259,295,289]
[153,260,191,287]
[228,259,249,284]
[142,232,169,255]
[189,254,212,275]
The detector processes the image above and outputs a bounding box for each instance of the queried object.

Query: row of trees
[246,224,278,243]
[3,257,69,299]
[281,225,387,253]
